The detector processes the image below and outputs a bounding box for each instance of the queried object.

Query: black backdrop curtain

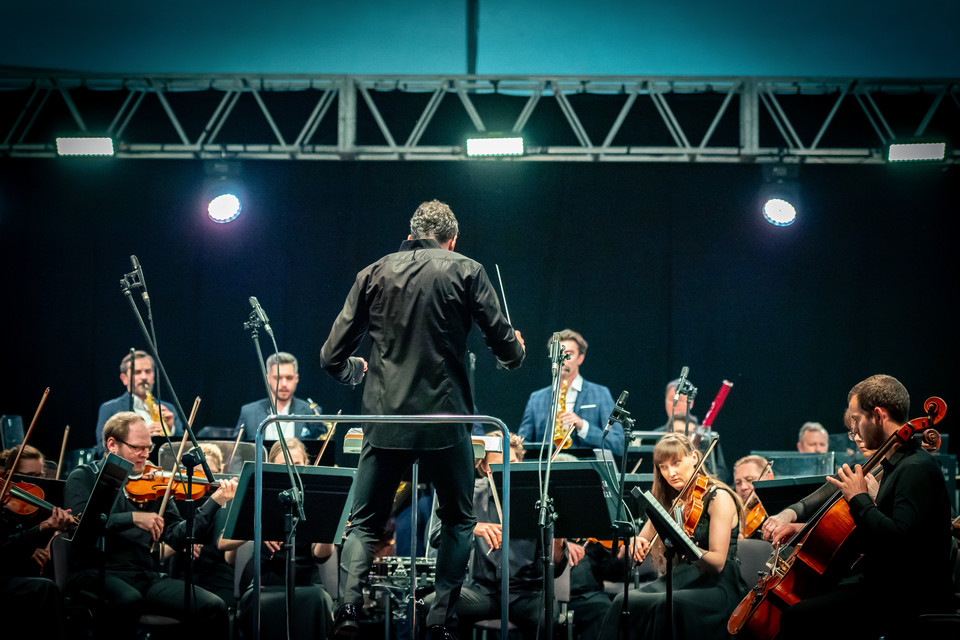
[0,159,956,462]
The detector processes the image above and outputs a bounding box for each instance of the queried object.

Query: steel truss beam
[1,73,957,163]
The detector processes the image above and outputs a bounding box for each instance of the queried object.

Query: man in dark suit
[234,351,326,441]
[320,199,526,640]
[95,350,181,455]
[517,329,624,456]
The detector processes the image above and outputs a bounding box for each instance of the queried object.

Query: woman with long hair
[599,433,747,639]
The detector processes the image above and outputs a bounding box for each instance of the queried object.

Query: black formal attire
[0,509,67,639]
[63,459,229,640]
[237,542,333,640]
[320,237,525,627]
[568,542,617,640]
[598,485,747,640]
[426,476,569,638]
[777,438,954,640]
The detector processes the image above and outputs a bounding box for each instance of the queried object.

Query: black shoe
[425,624,458,640]
[330,603,360,639]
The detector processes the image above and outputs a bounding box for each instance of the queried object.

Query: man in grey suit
[234,352,325,441]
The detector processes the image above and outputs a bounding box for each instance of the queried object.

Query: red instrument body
[727,396,947,638]
[124,463,214,503]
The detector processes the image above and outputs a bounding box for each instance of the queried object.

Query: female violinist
[221,438,334,640]
[598,433,746,640]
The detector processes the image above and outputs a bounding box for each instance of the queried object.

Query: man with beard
[95,350,180,454]
[774,375,954,640]
[234,351,325,441]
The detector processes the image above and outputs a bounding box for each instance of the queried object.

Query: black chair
[737,538,774,589]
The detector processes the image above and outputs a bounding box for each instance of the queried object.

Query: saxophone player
[94,349,181,453]
[518,329,623,456]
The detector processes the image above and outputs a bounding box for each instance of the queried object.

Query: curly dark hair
[410,200,459,242]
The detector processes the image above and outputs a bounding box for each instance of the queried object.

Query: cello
[727,396,947,638]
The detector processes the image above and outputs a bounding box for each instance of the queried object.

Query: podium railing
[253,414,513,640]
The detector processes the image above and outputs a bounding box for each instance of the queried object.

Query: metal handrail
[252,413,512,639]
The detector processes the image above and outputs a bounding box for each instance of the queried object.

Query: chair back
[1,415,24,449]
[737,538,774,589]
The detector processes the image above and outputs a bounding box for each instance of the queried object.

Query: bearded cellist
[775,375,954,640]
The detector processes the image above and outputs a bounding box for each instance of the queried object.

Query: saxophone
[552,378,572,450]
[143,390,170,436]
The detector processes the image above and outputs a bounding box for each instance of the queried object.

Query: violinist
[220,437,334,640]
[733,455,774,539]
[597,433,746,640]
[63,411,236,640]
[775,375,954,640]
[1,444,75,574]
[1,444,73,639]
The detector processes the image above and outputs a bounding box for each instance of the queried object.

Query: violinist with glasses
[63,411,237,639]
[597,433,746,640]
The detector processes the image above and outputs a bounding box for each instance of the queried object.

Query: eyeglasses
[847,429,859,442]
[116,438,155,453]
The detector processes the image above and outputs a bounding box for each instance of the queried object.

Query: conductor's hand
[475,522,502,550]
[515,330,526,352]
[132,512,165,542]
[210,477,239,506]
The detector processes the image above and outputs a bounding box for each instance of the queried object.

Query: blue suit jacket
[517,379,624,456]
[95,392,183,454]
[234,397,327,441]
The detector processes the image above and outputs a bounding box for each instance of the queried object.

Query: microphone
[604,390,629,433]
[673,366,689,406]
[130,255,150,305]
[550,332,562,377]
[249,296,274,337]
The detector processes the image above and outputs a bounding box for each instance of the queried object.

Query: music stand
[490,461,618,539]
[752,476,828,516]
[66,453,132,550]
[221,461,355,543]
[632,487,703,640]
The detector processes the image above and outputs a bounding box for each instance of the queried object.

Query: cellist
[774,375,954,640]
[597,433,746,640]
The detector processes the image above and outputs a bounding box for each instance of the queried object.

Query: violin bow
[225,428,243,473]
[151,397,200,551]
[1,387,49,504]
[55,425,70,480]
[649,437,718,546]
[745,459,774,509]
[313,410,341,466]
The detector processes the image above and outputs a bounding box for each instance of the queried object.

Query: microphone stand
[244,309,305,640]
[119,266,210,624]
[537,335,567,640]
[610,410,636,640]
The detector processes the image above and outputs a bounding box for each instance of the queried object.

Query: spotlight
[762,198,797,226]
[207,192,241,224]
[55,136,114,156]
[886,140,947,163]
[759,164,800,227]
[465,135,524,157]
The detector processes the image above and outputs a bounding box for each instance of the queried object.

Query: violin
[680,473,711,537]
[124,463,217,504]
[1,473,79,525]
[741,498,767,540]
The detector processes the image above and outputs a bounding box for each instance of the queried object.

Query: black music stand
[66,453,132,551]
[632,487,703,640]
[753,476,828,516]
[490,460,619,540]
[221,461,355,543]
